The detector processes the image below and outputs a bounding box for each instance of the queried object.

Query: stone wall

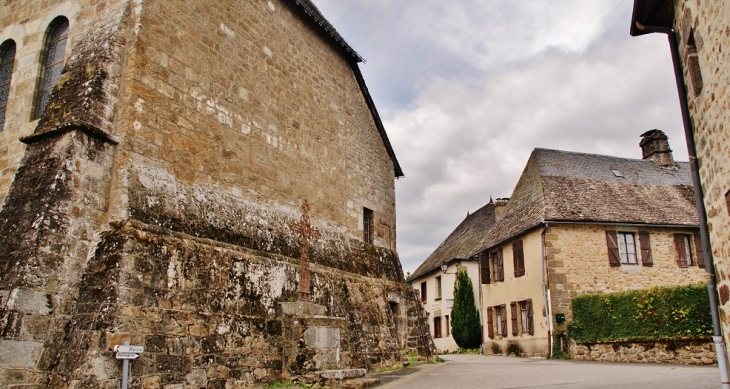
[0,0,417,387]
[671,0,730,352]
[545,224,707,332]
[572,338,716,365]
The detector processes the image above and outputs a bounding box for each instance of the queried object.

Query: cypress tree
[451,270,481,349]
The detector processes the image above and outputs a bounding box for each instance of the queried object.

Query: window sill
[435,297,442,301]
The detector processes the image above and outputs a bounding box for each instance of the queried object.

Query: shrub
[451,270,481,348]
[569,283,712,343]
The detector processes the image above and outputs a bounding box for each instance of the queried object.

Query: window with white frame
[617,232,638,265]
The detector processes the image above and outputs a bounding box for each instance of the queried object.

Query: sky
[313,0,687,274]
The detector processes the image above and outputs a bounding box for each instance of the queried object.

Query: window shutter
[513,240,525,277]
[510,302,518,336]
[694,233,705,268]
[497,247,504,281]
[605,231,621,267]
[526,299,534,335]
[674,233,688,268]
[500,304,508,337]
[638,231,653,267]
[487,307,494,339]
[480,252,491,284]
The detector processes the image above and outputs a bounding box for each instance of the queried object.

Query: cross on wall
[289,200,320,301]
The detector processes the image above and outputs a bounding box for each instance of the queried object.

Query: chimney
[640,129,675,167]
[493,197,509,219]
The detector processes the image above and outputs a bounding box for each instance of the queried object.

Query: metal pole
[121,339,130,389]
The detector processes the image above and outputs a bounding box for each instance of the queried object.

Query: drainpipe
[542,223,554,357]
[636,22,730,388]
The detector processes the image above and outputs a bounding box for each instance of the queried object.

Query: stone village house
[0,0,432,387]
[473,131,709,360]
[630,0,730,369]
[407,204,495,353]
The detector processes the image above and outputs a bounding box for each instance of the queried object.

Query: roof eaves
[287,0,364,62]
[630,0,674,36]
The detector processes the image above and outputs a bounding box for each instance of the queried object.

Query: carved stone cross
[289,200,320,301]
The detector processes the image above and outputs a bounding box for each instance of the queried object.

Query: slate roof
[408,203,497,281]
[472,148,698,255]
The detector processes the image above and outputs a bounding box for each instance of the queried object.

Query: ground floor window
[434,316,442,338]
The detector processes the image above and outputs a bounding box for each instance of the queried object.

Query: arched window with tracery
[0,40,16,131]
[34,17,69,119]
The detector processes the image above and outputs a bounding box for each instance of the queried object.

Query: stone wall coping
[575,335,712,345]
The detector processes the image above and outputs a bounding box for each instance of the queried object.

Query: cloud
[313,0,686,273]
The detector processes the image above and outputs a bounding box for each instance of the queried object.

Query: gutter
[634,21,730,388]
[542,224,554,357]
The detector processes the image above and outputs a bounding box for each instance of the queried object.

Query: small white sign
[115,352,140,360]
[114,345,144,353]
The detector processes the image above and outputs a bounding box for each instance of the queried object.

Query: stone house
[407,204,495,352]
[0,0,428,387]
[630,0,730,365]
[473,131,707,358]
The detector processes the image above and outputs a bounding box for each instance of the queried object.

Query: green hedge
[569,283,712,343]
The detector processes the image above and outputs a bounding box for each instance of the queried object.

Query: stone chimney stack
[640,129,675,167]
[493,197,509,219]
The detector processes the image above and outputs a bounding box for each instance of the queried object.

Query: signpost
[114,340,144,389]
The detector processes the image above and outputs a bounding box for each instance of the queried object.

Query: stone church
[0,0,429,387]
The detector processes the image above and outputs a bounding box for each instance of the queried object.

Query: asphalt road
[377,354,721,389]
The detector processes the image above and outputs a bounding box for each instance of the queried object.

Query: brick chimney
[640,129,675,167]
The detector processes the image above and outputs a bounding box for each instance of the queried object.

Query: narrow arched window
[0,40,16,131]
[34,17,69,119]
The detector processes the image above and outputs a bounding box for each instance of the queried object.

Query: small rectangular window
[420,281,427,302]
[363,208,374,245]
[436,276,442,299]
[434,317,440,338]
[512,240,525,277]
[445,315,450,337]
[617,232,638,265]
[492,249,504,282]
[674,233,694,267]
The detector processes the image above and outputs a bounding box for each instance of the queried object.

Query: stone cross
[289,200,320,301]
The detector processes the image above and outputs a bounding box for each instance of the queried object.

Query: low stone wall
[572,338,716,365]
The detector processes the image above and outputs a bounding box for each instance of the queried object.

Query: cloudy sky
[313,0,687,274]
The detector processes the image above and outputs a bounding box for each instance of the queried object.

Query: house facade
[475,131,707,357]
[408,204,495,352]
[0,1,424,387]
[630,0,730,364]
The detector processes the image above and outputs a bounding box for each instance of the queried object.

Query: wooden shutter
[480,252,491,284]
[487,307,494,339]
[606,231,621,267]
[694,233,705,268]
[496,249,504,282]
[421,282,427,301]
[510,302,518,336]
[674,233,688,268]
[638,231,653,267]
[513,240,525,277]
[500,305,508,336]
[526,299,534,335]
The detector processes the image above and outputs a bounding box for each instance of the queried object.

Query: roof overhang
[630,0,675,36]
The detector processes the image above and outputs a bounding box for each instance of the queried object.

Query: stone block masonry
[573,338,716,365]
[0,0,422,387]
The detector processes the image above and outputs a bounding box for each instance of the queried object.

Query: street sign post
[115,341,144,389]
[115,352,140,360]
[114,345,144,353]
